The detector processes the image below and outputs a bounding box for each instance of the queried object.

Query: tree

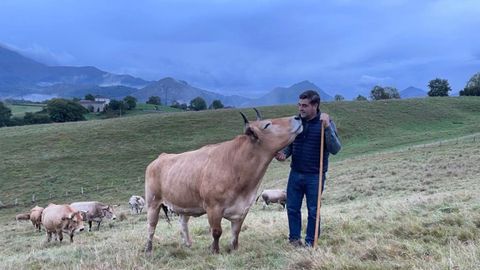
[460,72,480,96]
[171,101,188,110]
[384,87,400,99]
[355,95,367,101]
[209,99,224,109]
[85,94,95,101]
[108,99,127,112]
[334,94,345,101]
[189,97,207,111]
[428,78,451,97]
[146,96,161,105]
[370,86,389,100]
[24,112,52,125]
[123,96,137,110]
[46,98,89,122]
[0,101,12,127]
[370,85,400,100]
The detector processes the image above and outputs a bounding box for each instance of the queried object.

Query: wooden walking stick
[313,120,325,248]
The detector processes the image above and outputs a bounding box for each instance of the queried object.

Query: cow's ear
[245,126,259,140]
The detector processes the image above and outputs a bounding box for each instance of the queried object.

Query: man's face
[298,98,318,120]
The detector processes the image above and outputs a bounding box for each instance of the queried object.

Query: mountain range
[0,45,344,107]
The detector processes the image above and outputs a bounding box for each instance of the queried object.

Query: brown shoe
[289,239,304,247]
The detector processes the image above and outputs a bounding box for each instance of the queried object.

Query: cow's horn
[239,112,249,124]
[253,108,262,121]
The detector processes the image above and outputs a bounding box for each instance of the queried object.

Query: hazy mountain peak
[400,86,427,99]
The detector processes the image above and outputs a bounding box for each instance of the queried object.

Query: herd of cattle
[14,190,284,243]
[14,195,145,243]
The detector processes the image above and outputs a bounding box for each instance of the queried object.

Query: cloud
[4,43,75,66]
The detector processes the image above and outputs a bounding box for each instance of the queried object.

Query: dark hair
[299,90,320,112]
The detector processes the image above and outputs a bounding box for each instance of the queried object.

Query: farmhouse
[79,96,111,112]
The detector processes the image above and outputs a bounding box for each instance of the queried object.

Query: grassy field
[0,97,479,269]
[0,133,478,269]
[5,103,45,117]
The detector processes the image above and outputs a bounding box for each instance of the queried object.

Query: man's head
[298,90,320,120]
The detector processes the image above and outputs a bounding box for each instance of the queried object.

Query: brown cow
[256,189,287,209]
[15,213,30,221]
[145,108,303,254]
[30,206,44,232]
[42,204,85,243]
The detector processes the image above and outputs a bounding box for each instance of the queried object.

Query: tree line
[146,95,224,111]
[334,72,480,101]
[0,94,225,128]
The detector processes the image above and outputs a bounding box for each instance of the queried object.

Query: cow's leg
[58,231,63,242]
[145,199,162,254]
[88,221,93,232]
[206,208,223,254]
[179,215,192,247]
[229,217,246,252]
[70,232,74,243]
[47,232,52,242]
[96,220,101,231]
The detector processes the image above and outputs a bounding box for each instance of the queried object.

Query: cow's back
[30,206,44,223]
[42,204,73,231]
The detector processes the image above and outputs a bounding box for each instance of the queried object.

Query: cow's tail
[161,204,171,225]
[255,193,262,203]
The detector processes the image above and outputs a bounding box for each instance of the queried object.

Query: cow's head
[62,211,85,232]
[240,108,302,152]
[102,205,117,220]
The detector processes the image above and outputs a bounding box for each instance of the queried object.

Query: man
[275,90,341,247]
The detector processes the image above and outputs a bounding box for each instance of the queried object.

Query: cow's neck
[231,135,277,181]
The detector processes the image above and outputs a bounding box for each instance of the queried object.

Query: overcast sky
[1,0,479,98]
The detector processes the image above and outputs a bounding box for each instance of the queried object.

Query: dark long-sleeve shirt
[283,113,341,174]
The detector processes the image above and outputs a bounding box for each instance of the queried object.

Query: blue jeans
[286,170,326,246]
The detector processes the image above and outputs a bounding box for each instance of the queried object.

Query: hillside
[0,45,149,98]
[0,122,478,269]
[0,97,479,207]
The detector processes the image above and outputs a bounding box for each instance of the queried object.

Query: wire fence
[0,176,144,210]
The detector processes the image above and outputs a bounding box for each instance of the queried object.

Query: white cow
[129,195,145,214]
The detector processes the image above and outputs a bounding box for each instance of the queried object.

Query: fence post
[32,194,36,204]
[49,193,52,199]
[97,185,99,191]
[81,187,84,195]
[15,198,18,206]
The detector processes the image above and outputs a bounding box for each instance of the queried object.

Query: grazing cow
[15,213,30,221]
[70,201,116,231]
[41,204,85,243]
[129,195,146,214]
[145,108,303,254]
[30,206,44,232]
[256,189,287,209]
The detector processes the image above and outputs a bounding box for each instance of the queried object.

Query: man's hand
[320,113,330,127]
[275,152,287,161]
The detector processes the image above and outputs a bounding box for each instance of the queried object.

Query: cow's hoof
[209,244,220,254]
